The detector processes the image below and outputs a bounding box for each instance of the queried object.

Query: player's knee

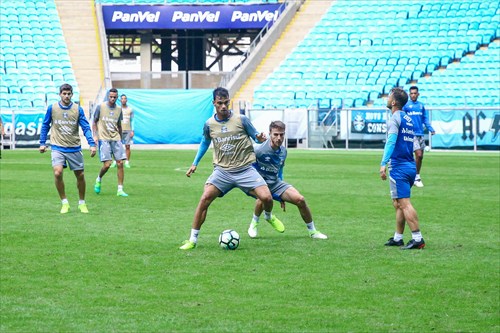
[259,192,273,204]
[294,195,306,207]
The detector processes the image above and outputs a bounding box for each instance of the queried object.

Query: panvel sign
[102,4,284,30]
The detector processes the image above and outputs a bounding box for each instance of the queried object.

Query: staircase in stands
[55,0,103,112]
[233,0,334,109]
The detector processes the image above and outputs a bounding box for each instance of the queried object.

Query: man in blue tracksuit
[402,86,435,187]
[380,87,425,250]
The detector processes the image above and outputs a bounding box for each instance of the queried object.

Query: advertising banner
[431,110,499,149]
[1,110,45,148]
[102,4,284,30]
[347,109,499,149]
[351,109,387,135]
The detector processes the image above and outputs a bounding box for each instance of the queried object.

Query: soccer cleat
[402,238,425,250]
[179,240,196,250]
[124,161,131,169]
[309,230,328,239]
[248,221,258,238]
[266,215,285,233]
[385,237,404,246]
[78,203,89,213]
[94,180,101,194]
[110,161,117,168]
[414,178,424,187]
[116,190,129,197]
[60,203,70,214]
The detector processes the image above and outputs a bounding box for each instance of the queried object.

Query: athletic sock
[61,198,69,204]
[411,230,423,242]
[78,200,85,205]
[96,176,101,182]
[189,229,200,243]
[393,232,404,242]
[118,185,123,191]
[252,214,260,223]
[306,221,316,231]
[264,211,271,220]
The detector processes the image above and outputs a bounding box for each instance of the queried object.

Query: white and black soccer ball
[219,229,240,250]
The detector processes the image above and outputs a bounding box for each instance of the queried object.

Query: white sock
[416,174,421,180]
[306,221,316,231]
[412,230,423,242]
[78,200,85,205]
[393,232,404,241]
[118,185,123,191]
[189,229,200,243]
[61,198,69,204]
[96,176,101,182]
[252,214,260,223]
[264,211,271,220]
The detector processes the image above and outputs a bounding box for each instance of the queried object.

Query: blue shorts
[248,179,291,201]
[267,179,292,200]
[388,165,416,199]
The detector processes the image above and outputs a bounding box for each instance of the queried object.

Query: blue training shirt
[253,139,287,182]
[402,100,434,136]
[386,110,415,168]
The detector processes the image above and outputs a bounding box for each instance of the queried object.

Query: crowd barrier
[1,106,498,151]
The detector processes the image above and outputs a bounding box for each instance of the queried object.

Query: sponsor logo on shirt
[220,143,235,152]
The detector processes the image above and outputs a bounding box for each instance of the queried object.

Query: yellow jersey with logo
[206,112,256,169]
[121,106,133,131]
[95,103,122,141]
[49,102,81,147]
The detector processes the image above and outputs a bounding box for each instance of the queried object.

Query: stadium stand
[0,0,80,109]
[96,0,279,3]
[1,0,498,112]
[251,0,499,109]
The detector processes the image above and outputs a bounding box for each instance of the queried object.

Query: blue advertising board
[1,110,45,148]
[102,4,284,30]
[351,109,387,134]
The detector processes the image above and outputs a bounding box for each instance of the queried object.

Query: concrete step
[55,0,103,108]
[233,0,334,108]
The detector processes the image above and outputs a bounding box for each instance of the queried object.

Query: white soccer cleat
[414,179,424,187]
[309,230,328,239]
[248,221,258,238]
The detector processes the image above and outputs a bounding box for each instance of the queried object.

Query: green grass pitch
[1,149,498,332]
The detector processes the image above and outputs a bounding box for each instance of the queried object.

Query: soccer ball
[219,229,240,250]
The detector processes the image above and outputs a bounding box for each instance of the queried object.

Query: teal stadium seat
[0,0,78,109]
[253,0,499,108]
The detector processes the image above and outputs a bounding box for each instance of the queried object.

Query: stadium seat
[0,0,78,110]
[248,0,499,108]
